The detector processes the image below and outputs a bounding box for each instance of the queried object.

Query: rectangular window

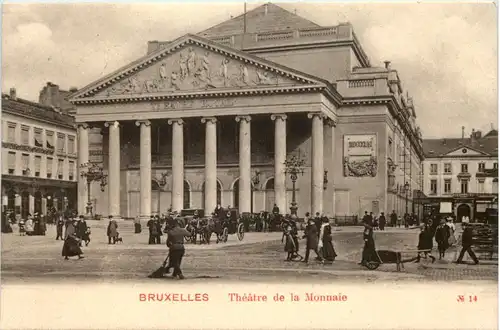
[47,157,53,178]
[68,135,75,154]
[22,154,29,175]
[69,161,75,180]
[444,179,451,194]
[461,180,468,194]
[461,163,468,173]
[477,179,485,193]
[21,125,29,145]
[478,163,485,172]
[46,131,54,149]
[430,164,438,174]
[7,122,16,143]
[430,179,437,195]
[34,128,43,147]
[34,156,41,177]
[57,159,64,179]
[7,152,15,174]
[57,133,65,153]
[444,163,452,174]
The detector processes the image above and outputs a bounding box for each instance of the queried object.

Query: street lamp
[80,162,108,219]
[153,172,169,214]
[284,155,305,216]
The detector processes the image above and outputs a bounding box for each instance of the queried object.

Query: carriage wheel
[223,227,229,243]
[365,261,380,270]
[237,223,244,241]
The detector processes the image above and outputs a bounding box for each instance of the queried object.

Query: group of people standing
[59,214,91,260]
[282,212,337,264]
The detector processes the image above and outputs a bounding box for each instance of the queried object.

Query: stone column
[235,115,252,213]
[104,121,121,219]
[29,194,34,215]
[271,114,287,213]
[323,118,337,217]
[42,197,47,215]
[201,117,217,216]
[136,120,152,221]
[77,123,89,215]
[307,112,325,215]
[168,119,184,212]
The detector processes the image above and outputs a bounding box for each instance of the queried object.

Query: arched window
[201,181,222,209]
[183,180,191,209]
[232,179,254,212]
[265,178,275,190]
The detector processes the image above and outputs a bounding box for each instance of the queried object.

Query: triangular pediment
[70,34,326,101]
[444,146,490,156]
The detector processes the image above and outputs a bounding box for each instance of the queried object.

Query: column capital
[135,120,151,127]
[324,118,338,127]
[201,117,217,124]
[235,115,251,123]
[76,123,90,130]
[271,113,287,121]
[104,121,120,128]
[167,118,184,126]
[307,112,327,120]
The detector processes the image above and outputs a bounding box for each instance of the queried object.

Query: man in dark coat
[390,210,397,227]
[155,216,163,244]
[272,204,280,216]
[147,216,158,244]
[302,218,321,263]
[434,219,450,259]
[362,211,372,227]
[378,212,386,231]
[359,223,377,266]
[314,212,322,237]
[165,218,191,279]
[456,225,479,264]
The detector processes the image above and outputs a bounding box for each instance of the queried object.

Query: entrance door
[264,178,275,211]
[457,204,471,222]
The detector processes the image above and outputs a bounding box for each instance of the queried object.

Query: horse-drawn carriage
[180,209,212,244]
[212,208,245,243]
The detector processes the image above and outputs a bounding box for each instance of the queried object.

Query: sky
[2,2,497,138]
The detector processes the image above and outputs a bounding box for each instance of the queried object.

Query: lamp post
[153,172,169,215]
[284,155,305,216]
[80,163,108,219]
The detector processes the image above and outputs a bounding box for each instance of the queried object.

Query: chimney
[461,126,465,139]
[384,61,391,69]
[9,88,16,100]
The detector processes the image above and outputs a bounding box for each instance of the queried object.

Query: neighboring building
[69,3,424,220]
[1,87,78,218]
[421,128,498,222]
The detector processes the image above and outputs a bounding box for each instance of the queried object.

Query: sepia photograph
[1,2,498,329]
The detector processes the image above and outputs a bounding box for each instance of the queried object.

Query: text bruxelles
[139,293,209,302]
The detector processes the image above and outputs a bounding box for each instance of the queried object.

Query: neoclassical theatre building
[70,3,424,220]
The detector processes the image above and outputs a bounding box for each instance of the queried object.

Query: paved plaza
[1,221,497,284]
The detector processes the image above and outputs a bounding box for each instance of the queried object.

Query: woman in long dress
[62,220,84,260]
[318,218,337,264]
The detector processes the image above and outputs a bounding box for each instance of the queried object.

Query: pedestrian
[416,224,435,263]
[147,216,158,244]
[77,216,88,246]
[134,216,142,234]
[373,215,379,230]
[56,214,64,240]
[314,212,322,236]
[378,212,386,231]
[155,216,163,244]
[107,216,118,244]
[302,218,321,263]
[25,215,34,236]
[165,218,191,279]
[456,225,479,265]
[397,216,402,228]
[318,217,337,264]
[362,211,371,226]
[446,217,456,246]
[62,220,84,260]
[390,210,397,227]
[434,219,450,260]
[359,222,377,266]
[282,219,295,261]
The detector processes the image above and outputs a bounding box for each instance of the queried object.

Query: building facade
[421,128,498,221]
[70,3,424,220]
[1,88,78,217]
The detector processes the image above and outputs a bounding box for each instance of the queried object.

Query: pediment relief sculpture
[97,45,299,97]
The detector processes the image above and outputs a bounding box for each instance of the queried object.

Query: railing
[210,35,233,47]
[256,31,294,42]
[298,27,338,38]
[348,79,374,88]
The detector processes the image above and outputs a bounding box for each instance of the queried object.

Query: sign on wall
[343,134,378,177]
